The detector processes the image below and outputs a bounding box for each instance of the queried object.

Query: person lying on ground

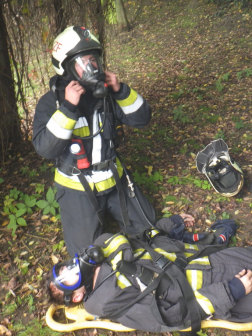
[47,214,251,333]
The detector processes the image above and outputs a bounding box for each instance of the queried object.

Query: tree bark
[53,0,66,34]
[0,1,22,162]
[114,0,130,31]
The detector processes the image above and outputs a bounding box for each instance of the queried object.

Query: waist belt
[92,158,116,171]
[56,157,117,175]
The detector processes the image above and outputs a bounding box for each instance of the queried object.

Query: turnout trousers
[55,173,156,256]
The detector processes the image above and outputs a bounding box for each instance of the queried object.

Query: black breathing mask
[65,51,108,98]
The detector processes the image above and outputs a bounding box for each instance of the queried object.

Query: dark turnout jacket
[32,76,151,193]
[84,218,252,332]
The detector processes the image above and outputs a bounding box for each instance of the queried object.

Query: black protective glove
[169,215,209,244]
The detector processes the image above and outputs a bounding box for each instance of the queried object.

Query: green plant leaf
[16,203,26,209]
[52,200,59,208]
[46,187,55,203]
[16,208,27,217]
[36,200,49,209]
[50,206,56,216]
[43,205,51,215]
[17,217,27,226]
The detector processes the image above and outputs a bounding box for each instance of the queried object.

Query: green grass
[12,319,61,336]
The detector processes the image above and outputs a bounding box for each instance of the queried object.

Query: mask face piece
[50,246,104,306]
[52,253,82,292]
[65,52,105,88]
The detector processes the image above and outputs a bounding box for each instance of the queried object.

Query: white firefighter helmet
[196,139,244,197]
[51,26,102,76]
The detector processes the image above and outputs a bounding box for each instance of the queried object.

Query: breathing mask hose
[74,96,107,140]
[122,164,155,228]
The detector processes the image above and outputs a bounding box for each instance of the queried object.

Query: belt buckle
[93,159,110,171]
[155,255,172,270]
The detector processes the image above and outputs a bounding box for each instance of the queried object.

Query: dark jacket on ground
[84,218,252,332]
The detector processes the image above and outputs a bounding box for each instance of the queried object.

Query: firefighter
[32,26,156,256]
[48,214,252,333]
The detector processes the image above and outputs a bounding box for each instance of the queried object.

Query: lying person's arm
[156,214,195,234]
[194,269,252,320]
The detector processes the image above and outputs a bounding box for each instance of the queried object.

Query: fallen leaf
[7,277,18,290]
[51,254,59,265]
[0,324,12,335]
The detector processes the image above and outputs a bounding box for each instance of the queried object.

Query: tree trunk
[0,1,22,162]
[114,0,130,31]
[96,0,107,68]
[54,0,66,34]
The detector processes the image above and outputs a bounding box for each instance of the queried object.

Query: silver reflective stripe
[75,116,88,129]
[57,166,114,183]
[120,94,144,114]
[57,168,93,182]
[189,270,198,291]
[92,110,102,164]
[46,118,73,139]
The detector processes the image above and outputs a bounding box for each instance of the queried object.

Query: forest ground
[1,0,252,335]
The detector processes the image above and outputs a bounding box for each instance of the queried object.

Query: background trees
[0,1,21,162]
[0,0,133,163]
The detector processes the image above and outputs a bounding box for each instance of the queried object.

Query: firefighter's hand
[105,71,121,92]
[235,269,252,295]
[65,81,86,106]
[179,214,195,227]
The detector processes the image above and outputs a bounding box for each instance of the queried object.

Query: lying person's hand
[179,213,195,227]
[235,269,252,295]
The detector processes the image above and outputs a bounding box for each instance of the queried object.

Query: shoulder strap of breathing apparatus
[100,233,226,334]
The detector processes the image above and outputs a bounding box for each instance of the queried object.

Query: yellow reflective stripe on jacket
[110,250,123,270]
[73,117,90,137]
[184,252,194,258]
[188,256,210,266]
[53,110,76,129]
[133,248,152,260]
[107,242,132,289]
[73,127,90,137]
[54,158,123,192]
[116,89,144,114]
[154,248,177,262]
[184,243,199,251]
[186,270,203,291]
[103,235,129,258]
[133,248,177,263]
[47,110,76,139]
[116,272,132,289]
[55,169,94,191]
[194,290,215,315]
[149,229,159,238]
